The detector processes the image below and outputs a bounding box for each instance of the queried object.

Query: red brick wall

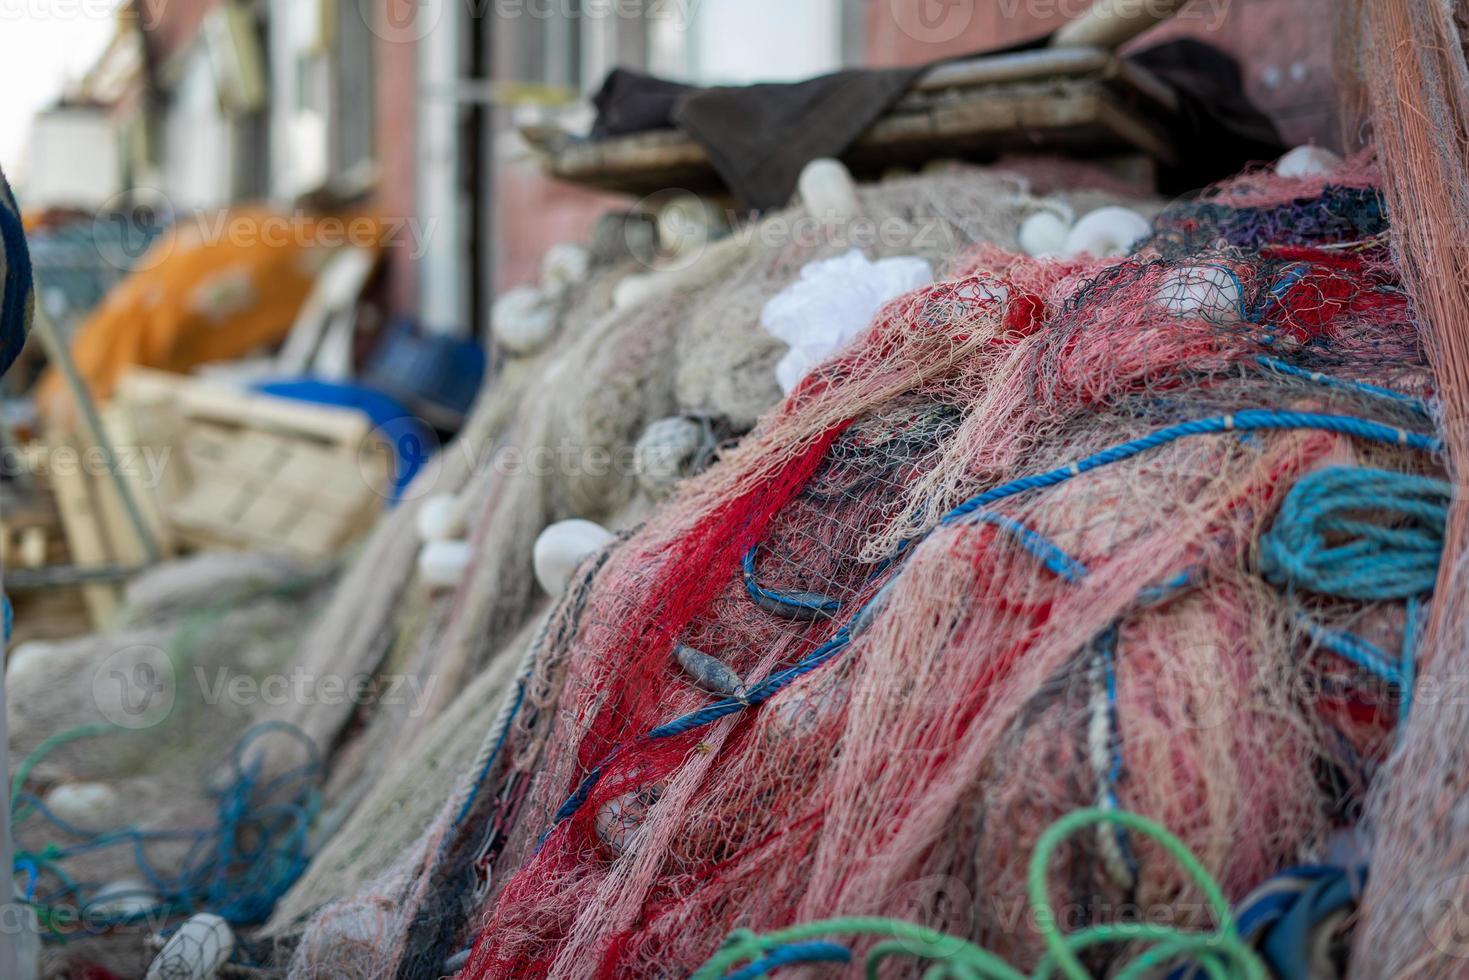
[374,1,420,317]
[494,156,632,291]
[867,0,1341,150]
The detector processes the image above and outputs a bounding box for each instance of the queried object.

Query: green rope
[692,808,1268,980]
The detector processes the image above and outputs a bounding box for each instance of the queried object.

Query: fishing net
[427,166,1441,978]
[5,555,332,977]
[1336,3,1469,976]
[273,163,1152,978]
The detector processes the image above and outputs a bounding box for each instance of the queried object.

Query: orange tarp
[39,207,382,420]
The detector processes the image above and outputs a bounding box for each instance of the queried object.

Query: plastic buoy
[415,494,466,543]
[798,158,861,223]
[533,519,615,597]
[1019,211,1072,257]
[540,242,591,299]
[1276,145,1343,179]
[145,913,235,980]
[1062,206,1152,258]
[417,540,472,590]
[595,784,664,856]
[491,286,557,356]
[1155,266,1244,324]
[634,416,706,497]
[44,782,120,833]
[6,640,51,685]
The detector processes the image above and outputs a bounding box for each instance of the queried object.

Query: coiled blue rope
[1259,467,1449,601]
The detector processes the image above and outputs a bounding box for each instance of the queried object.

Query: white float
[1155,265,1245,324]
[1019,210,1072,257]
[417,540,472,590]
[539,242,591,300]
[491,285,557,356]
[798,158,862,224]
[43,782,120,833]
[634,417,706,497]
[415,493,466,543]
[1062,206,1152,258]
[533,519,615,597]
[1276,145,1343,179]
[145,913,234,980]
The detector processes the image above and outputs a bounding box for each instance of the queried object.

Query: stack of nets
[5,554,332,977]
[403,159,1435,978]
[273,163,1155,976]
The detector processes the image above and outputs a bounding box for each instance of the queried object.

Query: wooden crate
[114,369,390,560]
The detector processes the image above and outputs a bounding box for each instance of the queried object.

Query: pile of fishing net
[5,553,333,977]
[281,155,1441,980]
[260,162,1155,975]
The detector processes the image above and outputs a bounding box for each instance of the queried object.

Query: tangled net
[398,163,1442,980]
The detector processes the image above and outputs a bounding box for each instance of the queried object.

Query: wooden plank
[44,438,121,627]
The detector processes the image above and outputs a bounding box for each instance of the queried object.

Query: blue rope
[722,940,852,979]
[940,411,1439,527]
[742,546,842,619]
[1255,357,1430,415]
[965,509,1088,583]
[540,413,1440,837]
[14,723,322,935]
[1259,467,1448,601]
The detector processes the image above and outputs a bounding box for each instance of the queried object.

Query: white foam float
[1276,145,1343,179]
[612,272,662,311]
[1062,206,1152,258]
[1019,210,1072,257]
[533,519,615,597]
[415,493,466,543]
[44,782,120,833]
[6,640,51,686]
[595,784,665,856]
[145,913,235,980]
[491,285,557,356]
[798,157,861,224]
[417,540,472,590]
[539,242,591,300]
[634,416,706,497]
[1155,265,1245,324]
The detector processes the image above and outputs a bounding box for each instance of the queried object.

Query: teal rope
[1259,467,1449,601]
